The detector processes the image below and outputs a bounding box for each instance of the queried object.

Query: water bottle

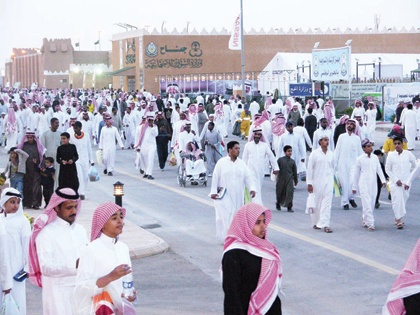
[122,272,135,299]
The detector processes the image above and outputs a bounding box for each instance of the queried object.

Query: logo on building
[146,42,158,58]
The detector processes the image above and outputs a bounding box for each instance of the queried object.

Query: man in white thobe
[135,115,158,180]
[401,103,418,150]
[313,118,334,151]
[364,102,377,144]
[122,107,135,149]
[249,98,260,120]
[70,121,94,200]
[242,129,278,205]
[334,119,363,210]
[0,218,13,307]
[98,116,124,176]
[210,141,256,242]
[307,136,334,232]
[385,137,417,229]
[29,188,89,315]
[352,139,386,231]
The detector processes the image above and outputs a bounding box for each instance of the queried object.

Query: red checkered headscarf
[29,188,80,287]
[223,203,282,315]
[383,238,420,314]
[91,202,126,241]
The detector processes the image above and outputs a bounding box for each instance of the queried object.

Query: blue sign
[289,83,330,97]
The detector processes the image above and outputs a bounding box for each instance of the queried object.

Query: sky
[1,0,419,69]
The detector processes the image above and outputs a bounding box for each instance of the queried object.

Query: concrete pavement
[24,199,169,259]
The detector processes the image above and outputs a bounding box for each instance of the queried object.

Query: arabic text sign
[289,83,330,97]
[312,47,351,81]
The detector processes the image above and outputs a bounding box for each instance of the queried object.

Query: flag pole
[240,0,245,100]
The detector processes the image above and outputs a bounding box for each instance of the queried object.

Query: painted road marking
[120,169,400,275]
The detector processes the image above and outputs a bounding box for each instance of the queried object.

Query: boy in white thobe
[352,139,386,231]
[385,137,417,229]
[307,136,334,233]
[401,104,418,150]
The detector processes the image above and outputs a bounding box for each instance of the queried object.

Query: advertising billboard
[312,46,351,81]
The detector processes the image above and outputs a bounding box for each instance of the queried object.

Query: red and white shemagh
[90,202,126,241]
[28,188,80,287]
[384,239,420,314]
[223,203,282,315]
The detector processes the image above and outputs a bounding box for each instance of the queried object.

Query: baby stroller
[177,141,207,187]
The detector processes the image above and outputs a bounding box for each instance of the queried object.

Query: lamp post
[378,57,382,79]
[113,181,124,206]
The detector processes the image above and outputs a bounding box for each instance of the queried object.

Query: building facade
[110,27,420,95]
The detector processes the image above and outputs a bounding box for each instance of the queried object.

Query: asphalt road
[5,125,420,314]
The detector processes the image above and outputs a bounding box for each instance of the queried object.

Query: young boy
[276,145,298,212]
[56,132,79,192]
[352,139,386,231]
[3,147,29,197]
[40,157,55,206]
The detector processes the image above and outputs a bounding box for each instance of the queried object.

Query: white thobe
[27,111,41,136]
[178,131,200,153]
[334,133,363,206]
[351,107,365,119]
[38,113,50,136]
[352,154,386,227]
[249,101,260,120]
[277,132,306,168]
[307,148,334,228]
[312,127,334,151]
[210,157,256,242]
[401,110,418,150]
[135,125,158,176]
[98,126,124,172]
[36,218,88,315]
[0,220,13,298]
[0,211,31,314]
[74,234,132,315]
[364,109,377,142]
[385,150,417,220]
[70,133,94,195]
[242,141,278,205]
[81,120,94,141]
[122,113,135,149]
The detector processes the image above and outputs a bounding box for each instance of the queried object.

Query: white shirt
[36,217,88,315]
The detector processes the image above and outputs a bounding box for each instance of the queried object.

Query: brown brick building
[111,27,420,94]
[4,38,112,89]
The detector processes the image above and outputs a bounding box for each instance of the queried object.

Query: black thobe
[156,129,171,170]
[222,249,282,315]
[156,99,165,112]
[276,156,297,208]
[22,142,42,208]
[304,115,318,148]
[333,124,347,147]
[56,143,79,192]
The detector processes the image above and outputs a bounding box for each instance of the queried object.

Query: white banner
[312,46,351,81]
[383,83,420,121]
[228,14,241,50]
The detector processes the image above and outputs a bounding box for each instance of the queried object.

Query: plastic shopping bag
[1,294,20,315]
[96,150,103,166]
[168,151,177,166]
[305,193,317,214]
[88,165,100,182]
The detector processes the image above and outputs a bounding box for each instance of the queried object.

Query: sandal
[324,227,333,233]
[313,225,321,230]
[397,222,404,229]
[367,225,375,231]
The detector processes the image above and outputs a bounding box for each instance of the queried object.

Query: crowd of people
[1,85,420,314]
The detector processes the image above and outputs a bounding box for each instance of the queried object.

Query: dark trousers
[404,292,420,314]
[157,143,169,169]
[375,178,382,204]
[42,184,54,207]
